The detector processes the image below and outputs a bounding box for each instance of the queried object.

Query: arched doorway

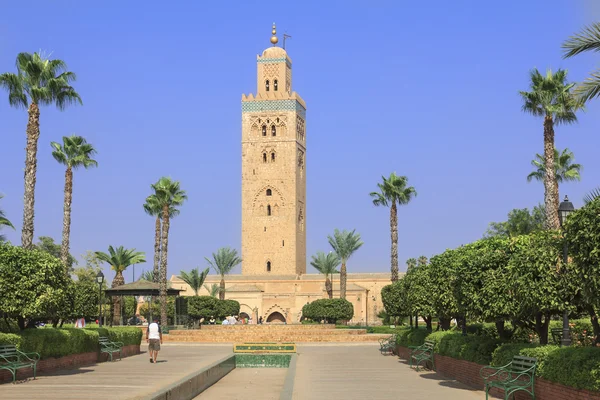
[266,312,286,323]
[239,312,250,322]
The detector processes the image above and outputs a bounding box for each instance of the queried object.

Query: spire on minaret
[270,23,278,46]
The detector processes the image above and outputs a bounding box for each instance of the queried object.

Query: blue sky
[1,1,599,283]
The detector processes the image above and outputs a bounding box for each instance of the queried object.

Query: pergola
[104,280,183,325]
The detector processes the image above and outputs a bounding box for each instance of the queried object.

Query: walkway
[0,344,232,400]
[292,344,484,400]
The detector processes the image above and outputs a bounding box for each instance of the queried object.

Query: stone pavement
[0,344,232,400]
[291,344,485,400]
[195,368,286,400]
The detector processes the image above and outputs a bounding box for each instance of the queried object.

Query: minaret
[241,24,307,276]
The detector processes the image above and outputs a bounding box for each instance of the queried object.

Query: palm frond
[584,187,600,204]
[573,70,600,104]
[95,245,146,274]
[310,251,341,276]
[562,22,600,58]
[205,247,242,277]
[180,267,210,295]
[327,229,364,262]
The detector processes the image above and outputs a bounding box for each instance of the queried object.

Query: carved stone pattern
[286,65,291,93]
[297,149,304,168]
[263,63,279,79]
[296,116,305,141]
[242,100,306,119]
[252,185,286,208]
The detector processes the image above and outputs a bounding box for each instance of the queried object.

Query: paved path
[0,344,232,400]
[196,368,286,400]
[292,344,485,400]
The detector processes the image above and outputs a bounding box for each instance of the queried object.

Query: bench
[99,336,124,361]
[551,327,571,346]
[0,344,40,383]
[480,355,537,400]
[409,339,435,371]
[379,334,396,355]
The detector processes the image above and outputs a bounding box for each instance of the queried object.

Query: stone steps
[168,328,368,336]
[163,334,386,342]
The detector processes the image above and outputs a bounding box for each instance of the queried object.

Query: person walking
[146,317,163,363]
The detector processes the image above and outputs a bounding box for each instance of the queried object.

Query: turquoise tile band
[242,99,306,119]
[257,57,292,68]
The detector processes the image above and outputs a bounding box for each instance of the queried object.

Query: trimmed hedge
[302,299,354,322]
[395,328,430,347]
[428,331,500,365]
[0,327,142,359]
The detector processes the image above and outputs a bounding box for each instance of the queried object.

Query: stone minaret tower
[241,24,307,276]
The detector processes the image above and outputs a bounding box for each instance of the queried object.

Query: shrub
[95,327,143,346]
[216,300,240,319]
[187,296,218,320]
[396,328,429,347]
[491,343,538,366]
[302,299,353,323]
[0,332,22,347]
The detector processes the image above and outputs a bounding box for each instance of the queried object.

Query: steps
[163,325,388,343]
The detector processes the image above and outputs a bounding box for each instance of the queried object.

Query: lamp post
[558,195,575,347]
[96,271,105,327]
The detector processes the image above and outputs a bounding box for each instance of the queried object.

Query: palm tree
[204,283,221,298]
[327,229,363,299]
[0,194,15,242]
[562,23,600,103]
[51,135,97,269]
[205,247,242,300]
[310,251,340,299]
[143,195,180,284]
[520,68,580,230]
[406,258,417,271]
[180,267,209,296]
[370,173,417,282]
[0,52,82,249]
[95,246,146,325]
[151,177,187,326]
[417,256,428,267]
[139,270,155,282]
[527,147,582,211]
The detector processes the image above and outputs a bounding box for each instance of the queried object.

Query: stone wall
[396,346,600,400]
[0,344,140,384]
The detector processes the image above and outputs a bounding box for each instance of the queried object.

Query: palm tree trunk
[21,102,40,249]
[159,205,170,327]
[153,216,161,283]
[325,276,332,299]
[60,167,73,271]
[390,202,398,282]
[112,271,125,325]
[544,116,560,230]
[219,278,225,300]
[340,262,347,299]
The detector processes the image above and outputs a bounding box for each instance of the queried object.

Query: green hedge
[395,328,430,347]
[0,327,142,359]
[491,343,600,391]
[302,299,354,322]
[428,331,500,365]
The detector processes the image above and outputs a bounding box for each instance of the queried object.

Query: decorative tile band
[242,99,306,118]
[234,343,297,353]
[235,354,292,368]
[257,57,292,68]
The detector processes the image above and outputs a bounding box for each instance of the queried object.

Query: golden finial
[270,22,278,46]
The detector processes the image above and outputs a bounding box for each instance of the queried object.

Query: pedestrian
[146,316,163,364]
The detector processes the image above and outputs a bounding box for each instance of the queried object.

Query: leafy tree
[302,298,354,323]
[403,261,436,329]
[562,22,600,103]
[71,279,100,319]
[310,251,340,299]
[417,255,428,267]
[51,135,98,268]
[204,283,220,298]
[327,229,363,299]
[0,52,82,249]
[95,245,146,325]
[180,267,210,296]
[0,242,71,329]
[151,177,187,326]
[527,148,582,209]
[381,281,409,319]
[34,236,77,272]
[484,206,545,238]
[0,194,14,242]
[216,300,240,319]
[370,173,417,282]
[406,258,417,271]
[519,68,580,230]
[427,251,460,330]
[187,296,218,320]
[73,251,103,283]
[205,247,242,300]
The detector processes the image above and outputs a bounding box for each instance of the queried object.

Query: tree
[310,251,340,299]
[520,68,580,230]
[527,148,582,209]
[0,242,71,329]
[562,22,600,103]
[370,173,417,282]
[187,296,218,321]
[406,258,417,271]
[71,279,100,319]
[485,206,545,238]
[73,251,103,283]
[327,229,363,300]
[216,300,240,319]
[151,177,187,326]
[140,270,155,282]
[95,245,146,325]
[0,194,14,242]
[302,299,354,323]
[51,135,98,269]
[417,256,428,267]
[205,247,242,300]
[180,267,210,296]
[204,283,220,298]
[34,236,77,272]
[0,52,82,249]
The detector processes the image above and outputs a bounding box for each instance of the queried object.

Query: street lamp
[96,271,105,328]
[558,195,575,347]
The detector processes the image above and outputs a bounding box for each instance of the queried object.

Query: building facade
[170,25,392,325]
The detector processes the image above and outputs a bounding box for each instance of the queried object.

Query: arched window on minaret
[267,205,272,216]
[274,79,278,91]
[265,80,270,91]
[271,152,276,162]
[263,153,267,163]
[266,189,272,196]
[271,125,276,136]
[266,261,272,272]
[262,125,267,136]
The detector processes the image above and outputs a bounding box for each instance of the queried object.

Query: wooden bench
[480,355,537,400]
[379,334,396,355]
[409,339,435,371]
[551,327,571,346]
[0,344,40,383]
[99,336,124,361]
